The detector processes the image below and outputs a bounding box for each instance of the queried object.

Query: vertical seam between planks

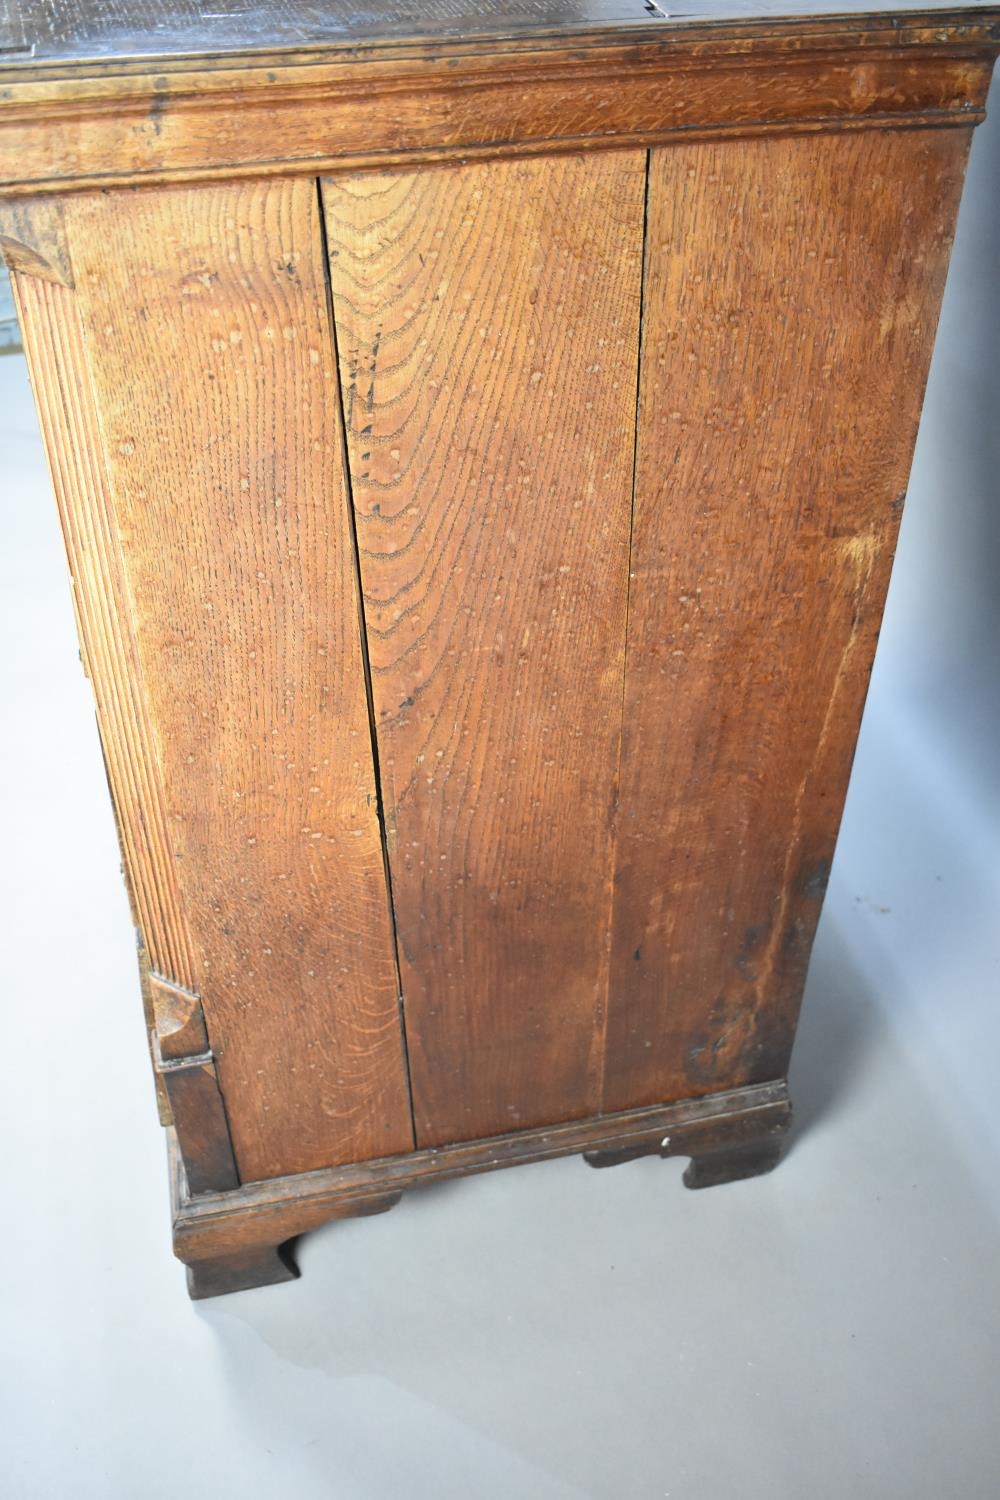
[315,176,419,1152]
[599,147,653,1113]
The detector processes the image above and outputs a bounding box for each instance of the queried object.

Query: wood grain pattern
[603,128,972,1111]
[0,0,677,63]
[323,153,645,1145]
[6,0,1000,70]
[59,179,414,1182]
[7,0,995,1297]
[12,269,201,994]
[0,38,992,197]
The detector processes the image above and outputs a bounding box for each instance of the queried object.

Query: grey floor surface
[1,99,998,1499]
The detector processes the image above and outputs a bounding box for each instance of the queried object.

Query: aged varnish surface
[65,180,415,1182]
[323,154,646,1145]
[605,127,971,1109]
[1,0,997,1294]
[2,0,997,62]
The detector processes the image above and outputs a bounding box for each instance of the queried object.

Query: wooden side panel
[322,153,646,1145]
[13,268,202,994]
[604,129,972,1110]
[54,180,413,1181]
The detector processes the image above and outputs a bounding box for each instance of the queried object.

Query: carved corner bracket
[0,198,73,285]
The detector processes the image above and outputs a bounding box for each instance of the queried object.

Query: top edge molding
[1,3,999,80]
[1,4,997,193]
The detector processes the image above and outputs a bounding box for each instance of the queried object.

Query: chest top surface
[2,0,999,68]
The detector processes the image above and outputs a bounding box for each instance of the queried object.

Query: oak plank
[11,268,202,993]
[61,179,414,1180]
[323,152,645,1145]
[604,128,972,1110]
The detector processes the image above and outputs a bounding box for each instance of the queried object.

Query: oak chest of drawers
[2,0,996,1297]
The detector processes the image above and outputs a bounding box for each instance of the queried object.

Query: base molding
[170,1079,791,1297]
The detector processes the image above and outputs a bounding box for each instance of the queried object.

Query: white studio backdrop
[812,73,1000,1201]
